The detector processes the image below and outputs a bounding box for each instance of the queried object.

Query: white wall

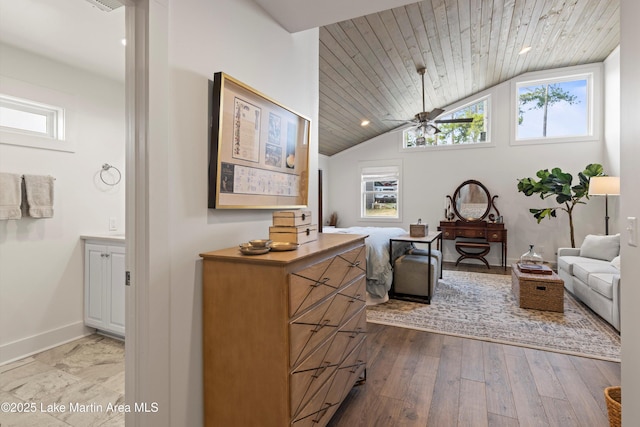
[620,0,640,424]
[319,153,331,225]
[326,65,613,266]
[0,44,126,363]
[604,46,621,176]
[154,0,319,425]
[604,47,621,234]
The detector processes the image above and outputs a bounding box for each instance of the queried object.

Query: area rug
[367,270,621,361]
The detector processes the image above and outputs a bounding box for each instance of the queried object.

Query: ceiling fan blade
[426,108,445,121]
[383,118,416,123]
[434,118,474,124]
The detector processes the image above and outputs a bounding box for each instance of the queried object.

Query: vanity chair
[438,180,507,270]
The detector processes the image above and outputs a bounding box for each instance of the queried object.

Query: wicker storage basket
[604,386,621,427]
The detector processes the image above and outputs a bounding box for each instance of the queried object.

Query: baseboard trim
[0,321,95,365]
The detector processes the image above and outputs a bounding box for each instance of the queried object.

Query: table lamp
[588,176,620,235]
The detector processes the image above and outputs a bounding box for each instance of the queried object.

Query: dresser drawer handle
[312,319,330,333]
[349,360,365,373]
[312,277,330,288]
[349,260,361,268]
[348,293,363,303]
[311,361,331,379]
[349,327,364,339]
[313,403,333,423]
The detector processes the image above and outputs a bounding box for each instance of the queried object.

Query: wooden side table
[511,263,564,312]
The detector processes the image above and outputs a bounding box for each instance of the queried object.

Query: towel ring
[100,163,122,186]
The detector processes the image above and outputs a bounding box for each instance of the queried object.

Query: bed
[323,227,412,304]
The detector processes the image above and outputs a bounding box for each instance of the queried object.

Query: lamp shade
[589,176,620,195]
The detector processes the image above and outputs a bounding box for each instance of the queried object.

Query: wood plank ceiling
[318,0,620,156]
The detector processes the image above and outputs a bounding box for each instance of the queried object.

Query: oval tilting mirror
[452,180,491,221]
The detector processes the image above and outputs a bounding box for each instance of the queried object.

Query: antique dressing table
[438,180,507,270]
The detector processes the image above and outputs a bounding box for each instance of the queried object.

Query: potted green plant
[516,163,604,247]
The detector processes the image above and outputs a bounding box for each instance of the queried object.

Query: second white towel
[23,174,55,218]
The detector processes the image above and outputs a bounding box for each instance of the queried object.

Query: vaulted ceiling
[0,1,619,158]
[318,0,620,156]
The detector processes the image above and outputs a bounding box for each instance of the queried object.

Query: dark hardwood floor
[328,262,620,427]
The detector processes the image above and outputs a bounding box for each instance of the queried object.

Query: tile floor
[0,334,124,427]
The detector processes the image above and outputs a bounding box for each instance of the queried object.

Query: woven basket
[604,386,621,427]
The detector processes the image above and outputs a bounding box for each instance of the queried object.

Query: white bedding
[323,227,412,303]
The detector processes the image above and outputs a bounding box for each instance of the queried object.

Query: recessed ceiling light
[121,38,127,46]
[519,46,532,55]
[360,120,370,126]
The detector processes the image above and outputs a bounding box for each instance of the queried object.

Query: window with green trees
[403,96,489,148]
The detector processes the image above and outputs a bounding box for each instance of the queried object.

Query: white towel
[23,174,54,218]
[0,173,22,220]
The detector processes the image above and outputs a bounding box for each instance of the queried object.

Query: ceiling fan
[387,67,473,140]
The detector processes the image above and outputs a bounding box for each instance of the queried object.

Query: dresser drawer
[291,339,366,427]
[332,307,366,365]
[289,245,366,317]
[441,229,454,239]
[291,368,339,427]
[326,338,366,408]
[289,278,363,367]
[290,334,341,419]
[289,307,365,419]
[487,230,504,242]
[455,228,486,238]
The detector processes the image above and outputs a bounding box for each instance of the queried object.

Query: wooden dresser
[200,233,367,427]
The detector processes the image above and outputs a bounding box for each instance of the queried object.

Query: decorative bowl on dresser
[200,233,367,427]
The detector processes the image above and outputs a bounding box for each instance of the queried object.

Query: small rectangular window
[0,95,64,140]
[361,165,400,219]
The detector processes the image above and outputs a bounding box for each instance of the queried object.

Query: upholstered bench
[406,247,443,271]
[393,252,440,302]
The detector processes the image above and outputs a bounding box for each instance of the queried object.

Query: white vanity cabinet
[82,237,125,338]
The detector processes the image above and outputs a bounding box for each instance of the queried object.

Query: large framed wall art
[208,72,310,209]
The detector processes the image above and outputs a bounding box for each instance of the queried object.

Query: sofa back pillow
[580,234,620,261]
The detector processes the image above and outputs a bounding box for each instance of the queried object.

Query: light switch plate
[109,217,117,231]
[627,217,637,247]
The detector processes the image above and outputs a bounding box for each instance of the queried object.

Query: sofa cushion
[611,255,621,270]
[588,273,617,299]
[573,261,619,284]
[558,256,601,276]
[579,234,620,261]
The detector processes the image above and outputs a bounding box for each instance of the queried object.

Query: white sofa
[557,234,621,331]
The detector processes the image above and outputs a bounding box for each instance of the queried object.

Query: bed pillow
[611,255,621,270]
[579,234,620,261]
